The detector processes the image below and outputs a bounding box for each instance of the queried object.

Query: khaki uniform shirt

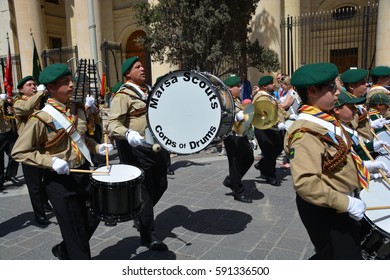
[349,106,373,141]
[11,100,99,169]
[13,91,45,134]
[108,83,148,138]
[284,119,361,212]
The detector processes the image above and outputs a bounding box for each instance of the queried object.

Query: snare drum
[285,119,294,131]
[90,164,144,226]
[377,131,390,148]
[360,157,390,259]
[147,70,234,154]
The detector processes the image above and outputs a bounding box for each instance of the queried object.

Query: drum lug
[104,218,117,227]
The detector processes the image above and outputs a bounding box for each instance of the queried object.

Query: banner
[4,41,13,97]
[32,37,42,84]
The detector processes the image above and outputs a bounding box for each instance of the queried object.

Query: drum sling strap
[114,83,148,118]
[42,104,93,166]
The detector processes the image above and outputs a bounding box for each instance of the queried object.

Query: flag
[100,73,107,97]
[4,41,13,97]
[32,37,42,84]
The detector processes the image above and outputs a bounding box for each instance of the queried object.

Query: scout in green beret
[222,73,254,203]
[284,62,376,259]
[368,66,390,101]
[257,75,273,86]
[224,74,241,87]
[331,90,389,162]
[17,75,35,89]
[367,92,390,132]
[371,66,390,78]
[340,69,368,98]
[121,56,139,77]
[12,60,113,259]
[39,64,72,85]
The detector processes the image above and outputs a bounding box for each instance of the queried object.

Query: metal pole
[88,0,98,62]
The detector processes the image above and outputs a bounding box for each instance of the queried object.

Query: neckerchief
[299,105,369,190]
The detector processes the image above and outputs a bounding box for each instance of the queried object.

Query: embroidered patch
[289,148,295,159]
[291,132,302,143]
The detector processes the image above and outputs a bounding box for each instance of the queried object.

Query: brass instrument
[233,103,254,135]
[252,94,279,130]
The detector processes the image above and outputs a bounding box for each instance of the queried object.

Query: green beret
[340,69,368,84]
[371,66,390,77]
[291,62,338,88]
[224,75,241,86]
[369,92,390,106]
[17,75,34,89]
[111,82,123,93]
[121,56,139,76]
[258,75,274,86]
[39,64,72,84]
[334,90,366,107]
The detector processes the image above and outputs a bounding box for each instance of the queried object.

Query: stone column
[283,0,300,73]
[72,0,101,61]
[375,0,390,66]
[14,0,43,76]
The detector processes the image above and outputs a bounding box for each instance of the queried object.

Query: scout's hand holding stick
[358,139,390,185]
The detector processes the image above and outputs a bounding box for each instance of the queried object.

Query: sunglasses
[319,83,338,93]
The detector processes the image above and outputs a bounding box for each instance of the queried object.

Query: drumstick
[70,169,109,174]
[370,128,390,154]
[359,139,390,185]
[366,206,390,211]
[104,133,109,169]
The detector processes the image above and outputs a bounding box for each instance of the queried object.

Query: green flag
[32,37,42,83]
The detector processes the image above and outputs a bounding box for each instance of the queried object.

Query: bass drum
[147,70,234,154]
[360,154,390,259]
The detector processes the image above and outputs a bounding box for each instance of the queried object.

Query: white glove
[277,122,286,131]
[373,139,390,152]
[347,196,366,221]
[126,129,143,147]
[51,157,70,175]
[235,111,244,122]
[371,173,382,180]
[0,93,6,100]
[364,160,390,175]
[85,95,95,108]
[289,113,297,120]
[98,143,114,155]
[37,84,46,91]
[370,118,390,129]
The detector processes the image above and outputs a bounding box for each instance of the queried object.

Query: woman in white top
[279,76,301,116]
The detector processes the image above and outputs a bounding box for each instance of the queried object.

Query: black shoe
[233,194,253,203]
[52,243,70,260]
[44,202,53,213]
[167,167,175,175]
[223,177,233,191]
[266,177,281,186]
[35,215,50,226]
[5,176,22,186]
[146,240,168,251]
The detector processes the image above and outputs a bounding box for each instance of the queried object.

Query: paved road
[0,146,315,260]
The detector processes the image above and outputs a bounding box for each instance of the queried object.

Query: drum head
[377,131,390,151]
[147,70,234,154]
[361,164,390,235]
[92,164,142,183]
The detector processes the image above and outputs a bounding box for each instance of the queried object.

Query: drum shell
[90,165,144,226]
[360,156,390,259]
